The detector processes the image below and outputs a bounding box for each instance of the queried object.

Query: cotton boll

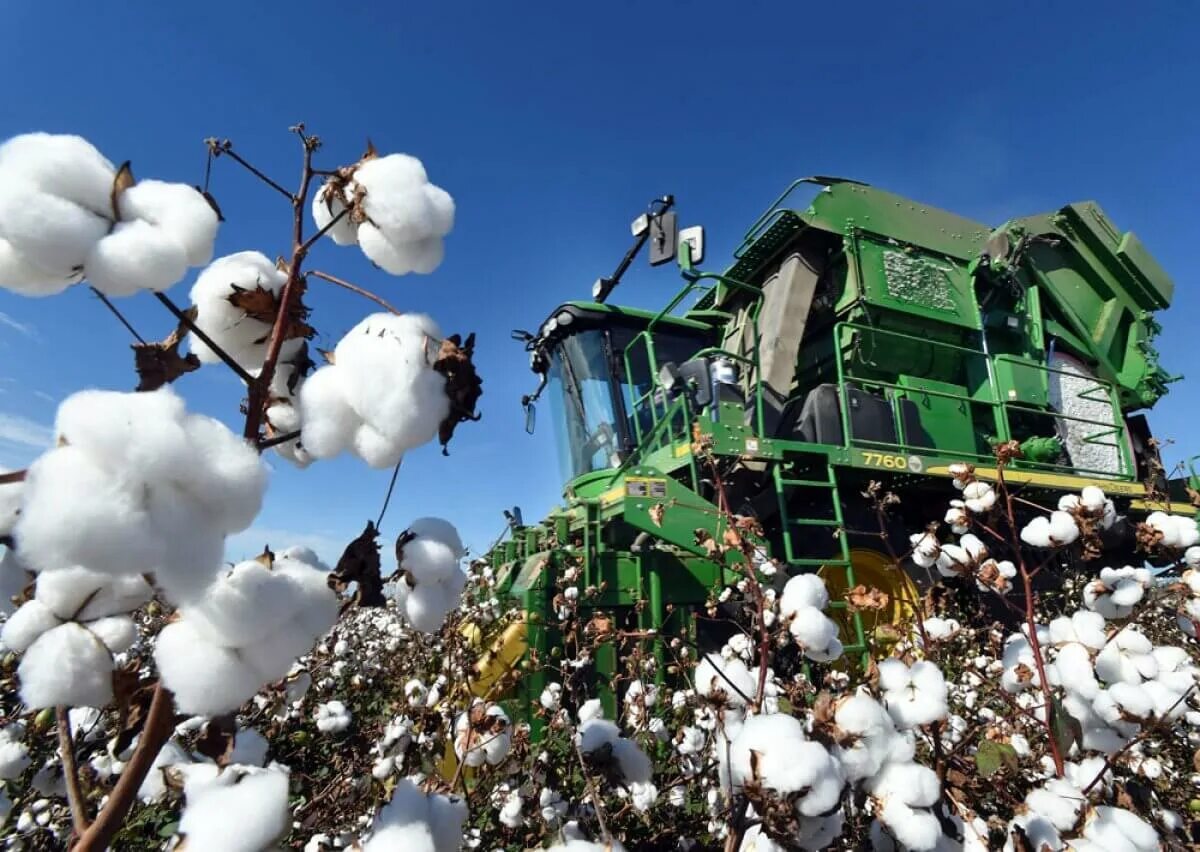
[154,620,264,716]
[0,178,111,276]
[1084,566,1151,619]
[832,692,904,782]
[187,252,287,366]
[296,367,358,458]
[864,761,942,850]
[182,560,311,648]
[54,386,188,475]
[788,606,842,661]
[878,659,948,729]
[116,180,217,266]
[1020,517,1052,548]
[909,532,941,569]
[0,133,114,216]
[576,719,621,754]
[35,565,149,621]
[364,777,465,852]
[1080,805,1159,852]
[1024,779,1086,831]
[178,413,267,534]
[1095,628,1156,685]
[85,615,136,654]
[1050,642,1100,700]
[18,622,113,708]
[1048,610,1107,650]
[728,714,843,816]
[15,445,161,576]
[406,517,465,558]
[85,219,189,295]
[0,474,24,539]
[177,762,290,852]
[1,600,62,653]
[962,480,996,513]
[695,656,756,708]
[311,184,358,246]
[0,237,74,294]
[1081,486,1106,511]
[780,573,829,615]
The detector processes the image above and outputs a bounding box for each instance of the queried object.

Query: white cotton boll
[909,532,940,569]
[187,251,287,366]
[1083,566,1151,619]
[138,739,192,802]
[944,501,969,534]
[354,423,405,468]
[0,134,114,215]
[1059,494,1081,512]
[182,560,311,647]
[1095,628,1156,685]
[780,572,829,615]
[695,655,756,708]
[36,566,152,621]
[962,480,996,513]
[878,659,948,728]
[832,692,904,782]
[729,714,843,816]
[177,762,290,852]
[876,799,941,851]
[315,700,352,734]
[1051,642,1100,699]
[398,579,462,633]
[788,606,843,661]
[0,237,73,294]
[15,445,161,576]
[1048,511,1079,544]
[54,386,188,474]
[576,719,621,754]
[578,698,604,722]
[540,682,563,711]
[1081,486,1106,510]
[296,367,357,458]
[0,727,30,780]
[154,620,264,716]
[0,178,110,276]
[18,622,113,708]
[1185,547,1200,569]
[1048,610,1108,650]
[922,617,961,641]
[1081,805,1159,852]
[1020,517,1052,548]
[1024,779,1085,831]
[364,777,465,852]
[1,600,62,653]
[85,219,189,295]
[311,184,358,246]
[178,413,267,534]
[117,180,217,267]
[85,615,136,654]
[406,517,465,558]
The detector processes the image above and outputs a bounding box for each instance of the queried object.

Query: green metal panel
[854,239,980,330]
[895,375,976,455]
[993,358,1050,407]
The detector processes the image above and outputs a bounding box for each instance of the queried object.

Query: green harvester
[470,177,1198,731]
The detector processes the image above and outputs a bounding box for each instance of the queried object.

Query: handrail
[831,321,1135,480]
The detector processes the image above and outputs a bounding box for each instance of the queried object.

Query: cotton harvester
[469,177,1198,729]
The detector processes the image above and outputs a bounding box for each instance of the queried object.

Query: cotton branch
[57,707,89,837]
[308,269,402,315]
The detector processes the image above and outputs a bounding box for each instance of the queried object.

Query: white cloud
[0,312,34,338]
[0,412,53,449]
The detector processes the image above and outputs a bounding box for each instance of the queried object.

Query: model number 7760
[860,452,909,470]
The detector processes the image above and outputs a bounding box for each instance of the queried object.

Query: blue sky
[1,1,1197,564]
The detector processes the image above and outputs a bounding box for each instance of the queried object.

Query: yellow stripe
[674,443,692,458]
[599,486,624,506]
[925,464,1146,496]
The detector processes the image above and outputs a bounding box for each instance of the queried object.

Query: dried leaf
[330,521,385,608]
[227,283,315,343]
[431,332,483,454]
[195,715,237,767]
[846,584,889,612]
[649,503,665,528]
[133,321,201,392]
[362,138,379,160]
[722,528,742,549]
[253,546,275,568]
[111,160,136,220]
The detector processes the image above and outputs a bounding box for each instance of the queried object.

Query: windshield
[546,325,711,483]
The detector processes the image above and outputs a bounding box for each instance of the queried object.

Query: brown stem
[299,207,350,254]
[996,463,1065,777]
[257,429,302,451]
[573,737,612,842]
[90,287,147,344]
[243,130,320,441]
[73,683,175,851]
[0,470,25,485]
[57,707,89,837]
[212,142,293,201]
[153,293,256,386]
[308,270,402,315]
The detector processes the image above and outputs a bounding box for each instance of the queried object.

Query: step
[787,518,842,528]
[777,477,837,488]
[782,558,850,567]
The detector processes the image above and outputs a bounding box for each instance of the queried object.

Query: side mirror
[648,211,678,266]
[524,400,537,435]
[679,225,705,265]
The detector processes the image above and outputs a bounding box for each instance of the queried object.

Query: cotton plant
[311,147,455,276]
[0,133,218,297]
[392,517,468,633]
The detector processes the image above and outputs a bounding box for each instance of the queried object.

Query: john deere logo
[907,455,924,473]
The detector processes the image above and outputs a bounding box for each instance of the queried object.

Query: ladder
[771,458,870,665]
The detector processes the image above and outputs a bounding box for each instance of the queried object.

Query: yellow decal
[858,450,921,472]
[673,443,692,458]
